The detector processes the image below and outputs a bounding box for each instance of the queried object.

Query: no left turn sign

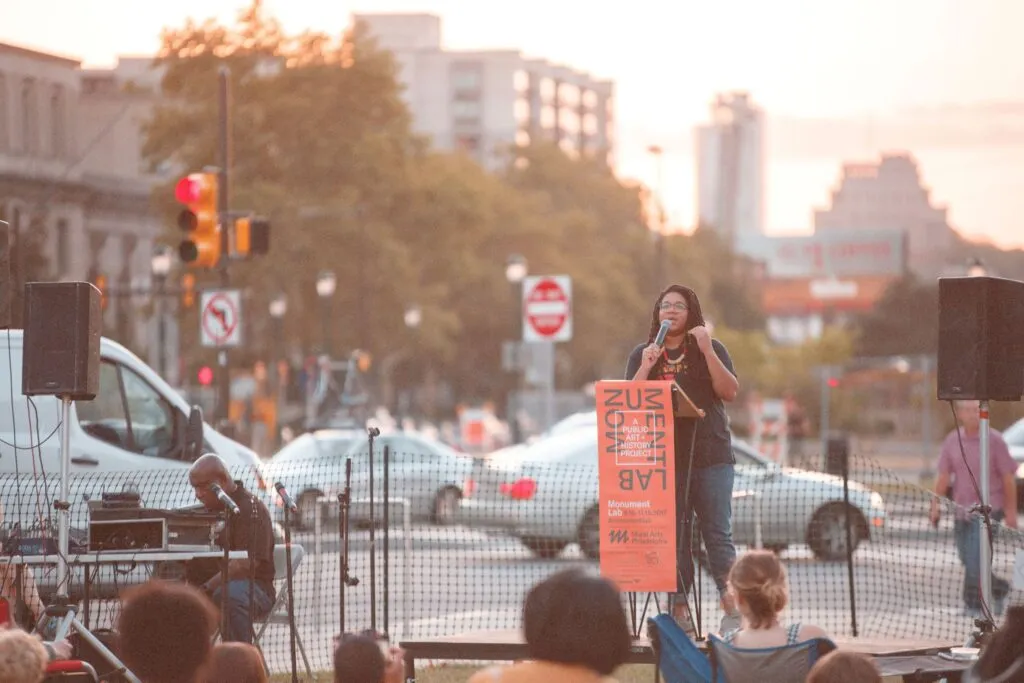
[200,289,242,348]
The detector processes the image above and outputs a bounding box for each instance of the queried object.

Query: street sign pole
[522,276,573,433]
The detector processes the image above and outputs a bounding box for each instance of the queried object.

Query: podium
[671,381,705,420]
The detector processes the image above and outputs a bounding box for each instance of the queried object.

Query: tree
[0,204,53,328]
[853,275,938,356]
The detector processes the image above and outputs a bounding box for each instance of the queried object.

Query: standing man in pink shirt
[929,400,1018,618]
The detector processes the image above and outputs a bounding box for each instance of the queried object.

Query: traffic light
[94,273,108,311]
[181,272,196,308]
[175,173,221,269]
[197,365,214,386]
[232,216,270,257]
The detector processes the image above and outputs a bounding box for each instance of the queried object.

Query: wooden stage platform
[400,629,972,682]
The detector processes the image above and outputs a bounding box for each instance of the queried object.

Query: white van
[0,329,265,490]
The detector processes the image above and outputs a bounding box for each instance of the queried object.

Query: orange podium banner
[595,380,677,592]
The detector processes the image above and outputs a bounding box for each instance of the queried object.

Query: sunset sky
[3,0,1022,248]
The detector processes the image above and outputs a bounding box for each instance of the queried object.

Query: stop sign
[522,275,573,342]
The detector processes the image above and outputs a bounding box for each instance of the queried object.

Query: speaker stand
[46,395,140,682]
[967,399,998,646]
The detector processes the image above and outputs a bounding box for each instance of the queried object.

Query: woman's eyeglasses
[659,302,688,312]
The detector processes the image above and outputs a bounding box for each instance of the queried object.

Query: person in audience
[807,650,882,683]
[0,501,46,628]
[198,642,268,683]
[334,632,404,683]
[929,399,1017,618]
[964,605,1024,683]
[117,580,218,683]
[709,550,833,683]
[469,568,632,683]
[0,625,48,683]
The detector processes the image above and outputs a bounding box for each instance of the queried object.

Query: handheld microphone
[654,320,671,347]
[210,483,240,516]
[274,482,299,515]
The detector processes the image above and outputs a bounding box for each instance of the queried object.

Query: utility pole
[216,66,232,433]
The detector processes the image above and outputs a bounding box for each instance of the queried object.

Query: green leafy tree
[852,275,938,356]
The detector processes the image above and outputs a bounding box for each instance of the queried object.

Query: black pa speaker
[22,281,102,400]
[937,276,1024,401]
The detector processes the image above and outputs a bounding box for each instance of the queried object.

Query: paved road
[249,518,1011,674]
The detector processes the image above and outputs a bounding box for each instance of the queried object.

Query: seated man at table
[184,454,275,643]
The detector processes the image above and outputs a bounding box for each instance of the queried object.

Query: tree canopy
[143,2,773,412]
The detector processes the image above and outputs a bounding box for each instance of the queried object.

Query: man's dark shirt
[185,480,276,600]
[625,338,737,470]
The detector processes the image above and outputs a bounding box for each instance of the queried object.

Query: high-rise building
[694,91,765,246]
[352,13,615,171]
[813,152,954,277]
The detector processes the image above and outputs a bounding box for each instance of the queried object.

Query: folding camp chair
[253,543,315,680]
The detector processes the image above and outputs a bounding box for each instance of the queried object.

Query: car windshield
[1003,419,1024,447]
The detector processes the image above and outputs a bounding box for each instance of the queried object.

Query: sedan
[264,431,473,529]
[458,428,887,561]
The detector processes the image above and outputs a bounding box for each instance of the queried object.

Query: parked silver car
[264,431,473,529]
[458,428,887,561]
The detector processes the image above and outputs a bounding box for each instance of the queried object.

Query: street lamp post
[647,144,666,296]
[505,254,528,444]
[316,270,336,357]
[966,257,987,277]
[269,294,287,391]
[150,246,173,378]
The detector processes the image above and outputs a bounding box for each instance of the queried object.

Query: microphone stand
[220,510,231,639]
[282,499,298,682]
[368,426,380,632]
[338,457,358,635]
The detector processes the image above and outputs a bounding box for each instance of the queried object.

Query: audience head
[522,568,631,676]
[807,650,882,683]
[118,580,218,683]
[199,643,267,683]
[727,550,788,629]
[334,633,386,683]
[0,627,47,683]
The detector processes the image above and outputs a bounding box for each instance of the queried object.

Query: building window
[514,70,529,93]
[514,98,530,124]
[451,62,482,94]
[582,90,597,108]
[55,218,70,275]
[559,84,579,108]
[451,99,481,122]
[20,78,36,155]
[515,130,530,147]
[540,78,555,102]
[540,106,555,129]
[50,85,65,158]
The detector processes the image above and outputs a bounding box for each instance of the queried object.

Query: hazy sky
[3,0,1022,247]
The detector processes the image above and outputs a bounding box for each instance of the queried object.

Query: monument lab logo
[607,529,629,544]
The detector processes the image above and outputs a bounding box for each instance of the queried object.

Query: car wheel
[296,490,323,531]
[577,507,601,559]
[432,487,461,525]
[807,503,864,561]
[521,537,569,559]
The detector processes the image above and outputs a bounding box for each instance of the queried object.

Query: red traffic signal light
[176,173,221,269]
[197,365,214,386]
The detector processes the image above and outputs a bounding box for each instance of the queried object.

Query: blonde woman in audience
[708,550,834,683]
[0,625,48,683]
[807,650,882,683]
[469,568,632,683]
